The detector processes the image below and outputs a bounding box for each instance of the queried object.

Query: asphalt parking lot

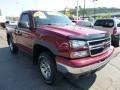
[0,29,120,90]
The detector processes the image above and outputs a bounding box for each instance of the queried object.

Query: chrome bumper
[57,55,112,75]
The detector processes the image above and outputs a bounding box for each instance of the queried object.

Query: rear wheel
[38,51,57,85]
[9,38,18,54]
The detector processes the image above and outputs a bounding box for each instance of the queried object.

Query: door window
[117,20,120,27]
[19,14,30,28]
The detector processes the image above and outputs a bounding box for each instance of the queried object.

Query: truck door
[15,13,35,53]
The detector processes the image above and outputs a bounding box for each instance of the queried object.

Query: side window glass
[117,20,120,27]
[19,14,30,28]
[117,23,120,27]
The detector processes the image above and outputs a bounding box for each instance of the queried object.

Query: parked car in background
[70,19,93,27]
[0,16,6,28]
[70,19,80,25]
[5,21,18,32]
[93,18,120,47]
[78,20,93,27]
[8,21,18,26]
[68,16,80,25]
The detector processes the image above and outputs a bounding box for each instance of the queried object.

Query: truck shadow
[0,47,96,90]
[63,74,96,90]
[51,73,96,90]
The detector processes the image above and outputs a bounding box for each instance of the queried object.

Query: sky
[0,0,120,16]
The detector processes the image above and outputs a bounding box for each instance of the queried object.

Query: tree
[96,13,112,19]
[64,7,73,17]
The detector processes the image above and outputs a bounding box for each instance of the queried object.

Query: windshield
[33,11,73,27]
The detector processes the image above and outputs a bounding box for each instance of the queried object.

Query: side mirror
[18,21,30,28]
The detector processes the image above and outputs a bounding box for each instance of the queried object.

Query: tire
[115,39,120,47]
[113,38,120,47]
[111,35,120,47]
[38,51,57,85]
[9,38,18,54]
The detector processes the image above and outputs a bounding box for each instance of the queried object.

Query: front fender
[33,39,58,55]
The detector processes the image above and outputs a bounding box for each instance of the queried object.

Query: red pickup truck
[6,10,114,85]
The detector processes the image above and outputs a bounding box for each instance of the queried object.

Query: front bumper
[56,46,114,75]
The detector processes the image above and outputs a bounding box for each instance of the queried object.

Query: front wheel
[38,52,57,85]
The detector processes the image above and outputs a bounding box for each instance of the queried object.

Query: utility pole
[83,0,85,20]
[76,0,79,21]
[93,0,98,20]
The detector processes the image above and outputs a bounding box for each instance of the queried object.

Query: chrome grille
[87,37,111,56]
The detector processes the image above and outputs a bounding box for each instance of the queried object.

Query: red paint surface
[56,46,114,68]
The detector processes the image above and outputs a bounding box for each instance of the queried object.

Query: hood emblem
[101,42,107,48]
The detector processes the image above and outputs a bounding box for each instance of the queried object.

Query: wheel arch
[32,40,58,64]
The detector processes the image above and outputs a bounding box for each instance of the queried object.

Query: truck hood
[40,25,108,40]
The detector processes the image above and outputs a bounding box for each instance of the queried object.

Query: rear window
[94,19,114,27]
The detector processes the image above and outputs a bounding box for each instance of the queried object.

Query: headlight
[69,40,89,58]
[70,51,89,58]
[70,40,88,48]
